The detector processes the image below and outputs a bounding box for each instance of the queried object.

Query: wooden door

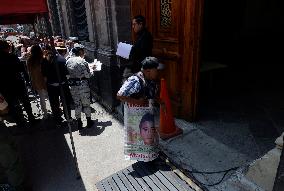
[131,0,203,121]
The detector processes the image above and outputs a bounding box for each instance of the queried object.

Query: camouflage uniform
[66,57,92,120]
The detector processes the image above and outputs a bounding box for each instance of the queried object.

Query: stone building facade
[47,0,132,113]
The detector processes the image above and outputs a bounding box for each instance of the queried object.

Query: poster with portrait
[124,100,159,162]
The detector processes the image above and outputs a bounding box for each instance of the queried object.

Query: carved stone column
[64,0,77,37]
[56,0,66,38]
[71,0,89,41]
[46,0,61,36]
[86,0,131,112]
[59,0,72,37]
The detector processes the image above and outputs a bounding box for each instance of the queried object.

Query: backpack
[130,73,157,100]
[129,74,146,99]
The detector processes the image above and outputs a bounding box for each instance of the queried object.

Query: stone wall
[47,0,131,112]
[84,0,131,112]
[46,0,61,36]
[47,0,76,37]
[114,0,132,43]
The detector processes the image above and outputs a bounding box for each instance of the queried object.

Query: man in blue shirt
[117,57,162,162]
[117,57,160,105]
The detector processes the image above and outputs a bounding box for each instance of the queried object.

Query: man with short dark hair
[117,57,161,162]
[117,56,160,106]
[123,15,153,79]
[42,45,71,124]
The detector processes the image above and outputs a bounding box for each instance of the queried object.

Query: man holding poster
[117,57,161,162]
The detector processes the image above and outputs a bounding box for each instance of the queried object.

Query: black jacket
[0,51,26,96]
[129,28,153,73]
[42,55,69,84]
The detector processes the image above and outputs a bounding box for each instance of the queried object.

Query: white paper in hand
[116,42,133,59]
[89,59,103,73]
[94,59,102,71]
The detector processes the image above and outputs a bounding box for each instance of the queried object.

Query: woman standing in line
[27,45,49,119]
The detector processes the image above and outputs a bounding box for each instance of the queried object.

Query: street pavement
[159,88,281,190]
[10,101,134,191]
[3,89,280,191]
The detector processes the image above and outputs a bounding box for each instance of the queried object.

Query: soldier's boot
[77,119,83,130]
[86,117,94,128]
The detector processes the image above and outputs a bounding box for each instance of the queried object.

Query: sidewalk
[159,117,282,191]
[4,97,278,191]
[159,119,250,190]
[7,102,134,191]
[158,87,283,191]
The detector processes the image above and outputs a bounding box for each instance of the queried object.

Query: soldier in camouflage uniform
[66,45,95,130]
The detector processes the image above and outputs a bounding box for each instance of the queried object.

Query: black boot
[28,115,37,127]
[86,117,93,128]
[77,119,83,130]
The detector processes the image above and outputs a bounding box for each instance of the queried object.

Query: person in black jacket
[0,40,35,126]
[123,15,153,79]
[41,45,72,124]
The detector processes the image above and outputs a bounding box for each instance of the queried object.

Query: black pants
[3,84,34,125]
[47,84,72,121]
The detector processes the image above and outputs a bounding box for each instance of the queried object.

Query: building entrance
[199,0,284,159]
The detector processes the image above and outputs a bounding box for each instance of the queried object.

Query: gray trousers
[70,83,91,119]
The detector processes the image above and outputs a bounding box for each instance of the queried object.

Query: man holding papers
[121,15,153,79]
[66,44,96,130]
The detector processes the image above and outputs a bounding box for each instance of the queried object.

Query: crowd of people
[0,35,96,130]
[0,35,99,190]
[0,14,162,190]
[0,14,155,132]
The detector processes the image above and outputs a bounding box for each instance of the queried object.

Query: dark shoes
[54,116,64,123]
[77,118,94,131]
[77,119,83,130]
[28,117,38,126]
[86,117,94,128]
